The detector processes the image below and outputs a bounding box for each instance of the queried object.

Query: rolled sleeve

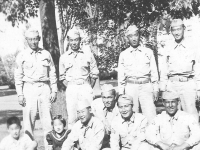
[118,53,126,95]
[14,52,24,96]
[59,55,66,81]
[90,53,99,79]
[49,54,57,93]
[194,49,200,91]
[185,116,200,147]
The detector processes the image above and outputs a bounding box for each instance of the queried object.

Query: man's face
[127,31,140,48]
[77,107,92,125]
[118,103,133,119]
[26,33,40,51]
[171,25,184,42]
[102,90,115,109]
[163,98,179,116]
[8,124,21,140]
[53,119,64,134]
[68,35,81,51]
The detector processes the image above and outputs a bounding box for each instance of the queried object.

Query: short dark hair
[7,116,21,129]
[52,115,66,127]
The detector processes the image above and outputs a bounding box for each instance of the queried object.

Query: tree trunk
[39,0,67,119]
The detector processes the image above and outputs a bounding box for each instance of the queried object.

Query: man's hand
[153,91,159,101]
[63,80,68,88]
[196,91,200,101]
[156,141,170,150]
[18,95,26,107]
[50,92,57,103]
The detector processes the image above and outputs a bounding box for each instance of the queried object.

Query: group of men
[14,18,200,150]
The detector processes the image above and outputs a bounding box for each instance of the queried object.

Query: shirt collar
[129,45,142,53]
[68,47,84,55]
[165,110,181,121]
[27,47,42,54]
[122,113,135,124]
[173,38,187,49]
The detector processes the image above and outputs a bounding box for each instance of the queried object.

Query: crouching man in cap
[61,95,105,150]
[146,91,200,150]
[104,94,149,150]
[118,25,158,122]
[91,84,120,149]
[59,28,99,128]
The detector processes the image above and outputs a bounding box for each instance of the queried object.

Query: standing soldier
[14,28,57,149]
[159,19,200,121]
[59,28,99,128]
[118,25,159,122]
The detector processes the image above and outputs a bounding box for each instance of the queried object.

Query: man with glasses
[14,28,57,149]
[146,91,200,150]
[118,25,158,122]
[159,19,200,122]
[105,94,149,150]
[91,84,120,149]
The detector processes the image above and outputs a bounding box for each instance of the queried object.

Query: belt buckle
[76,80,83,85]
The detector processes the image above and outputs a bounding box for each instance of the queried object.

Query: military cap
[171,19,184,28]
[101,84,115,92]
[162,91,179,100]
[125,25,139,36]
[67,28,80,38]
[118,94,133,105]
[77,94,92,111]
[25,28,39,38]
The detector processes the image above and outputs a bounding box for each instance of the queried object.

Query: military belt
[127,79,150,84]
[169,76,193,82]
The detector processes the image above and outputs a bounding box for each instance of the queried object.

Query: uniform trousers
[65,83,93,129]
[125,82,156,122]
[23,82,52,150]
[166,79,199,122]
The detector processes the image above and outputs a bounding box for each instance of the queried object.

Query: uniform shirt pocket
[23,61,33,69]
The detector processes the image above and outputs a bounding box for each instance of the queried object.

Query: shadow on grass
[0,110,23,125]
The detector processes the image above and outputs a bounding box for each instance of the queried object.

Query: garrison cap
[118,94,133,105]
[125,25,139,36]
[171,19,184,28]
[25,28,39,38]
[67,28,80,38]
[162,91,179,100]
[77,94,92,111]
[101,84,115,93]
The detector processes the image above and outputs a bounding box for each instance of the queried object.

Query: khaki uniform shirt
[62,116,105,150]
[146,110,200,147]
[59,45,99,82]
[14,48,57,96]
[118,45,158,95]
[110,113,148,150]
[159,38,200,91]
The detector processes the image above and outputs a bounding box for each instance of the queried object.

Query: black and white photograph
[1,0,200,150]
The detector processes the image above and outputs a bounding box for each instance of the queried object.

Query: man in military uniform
[107,94,149,150]
[118,25,159,122]
[146,91,200,150]
[159,19,200,121]
[61,95,105,150]
[91,84,120,148]
[14,28,57,149]
[59,28,99,128]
